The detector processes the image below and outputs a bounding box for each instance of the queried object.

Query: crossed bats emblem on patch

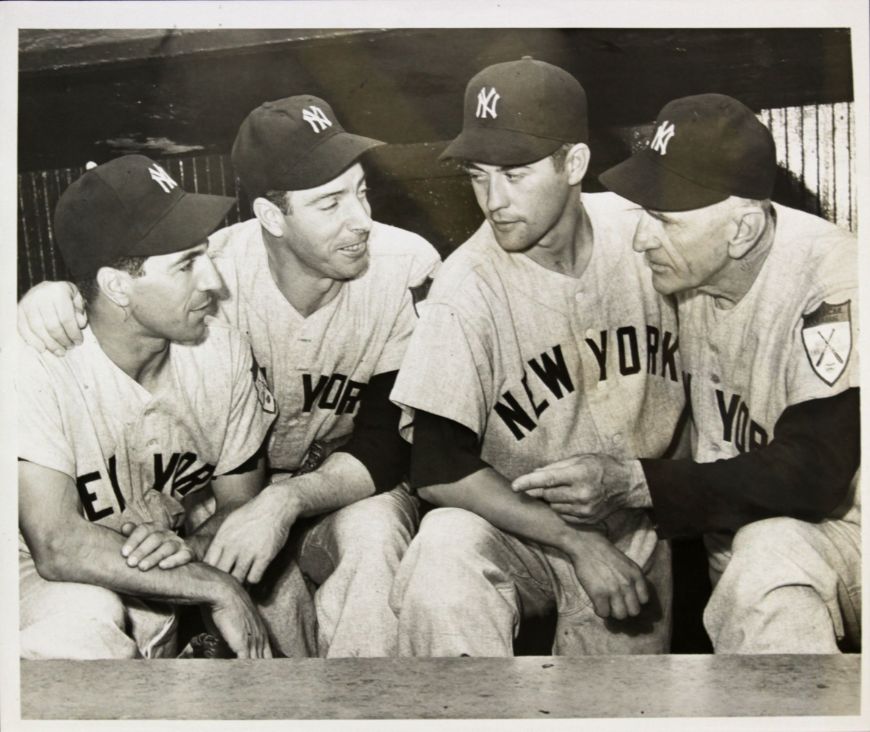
[801,301,852,386]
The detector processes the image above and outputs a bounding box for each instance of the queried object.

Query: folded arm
[410,410,650,619]
[19,460,271,657]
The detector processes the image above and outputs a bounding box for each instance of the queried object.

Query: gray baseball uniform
[684,202,861,652]
[391,191,685,655]
[18,322,275,658]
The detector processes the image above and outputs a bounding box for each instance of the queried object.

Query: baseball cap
[599,93,777,211]
[231,95,384,197]
[54,155,236,278]
[441,57,588,167]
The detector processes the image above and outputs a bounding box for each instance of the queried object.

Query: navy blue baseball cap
[441,57,588,166]
[232,95,384,197]
[600,93,777,211]
[54,155,236,278]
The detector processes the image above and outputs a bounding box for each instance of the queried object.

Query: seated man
[19,155,275,659]
[18,96,441,658]
[515,94,860,653]
[389,59,685,656]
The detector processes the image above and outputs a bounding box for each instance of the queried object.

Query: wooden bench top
[20,654,861,720]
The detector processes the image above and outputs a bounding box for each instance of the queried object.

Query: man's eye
[320,201,339,211]
[180,260,194,272]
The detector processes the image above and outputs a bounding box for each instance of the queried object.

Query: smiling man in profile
[18,155,275,659]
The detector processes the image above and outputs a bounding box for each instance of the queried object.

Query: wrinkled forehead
[142,240,210,271]
[291,162,367,203]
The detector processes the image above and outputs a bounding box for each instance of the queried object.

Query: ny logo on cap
[149,164,178,194]
[476,87,500,119]
[302,106,333,133]
[650,121,676,156]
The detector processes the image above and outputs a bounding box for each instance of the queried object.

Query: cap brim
[599,149,729,211]
[440,127,563,167]
[294,132,384,189]
[136,192,236,257]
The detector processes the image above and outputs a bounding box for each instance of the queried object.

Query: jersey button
[711,374,720,384]
[584,328,596,339]
[574,292,584,302]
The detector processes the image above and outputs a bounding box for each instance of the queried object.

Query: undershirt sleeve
[640,388,859,538]
[409,410,491,491]
[336,371,411,493]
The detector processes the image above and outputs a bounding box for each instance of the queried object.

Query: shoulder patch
[801,301,852,386]
[410,276,434,318]
[249,349,277,413]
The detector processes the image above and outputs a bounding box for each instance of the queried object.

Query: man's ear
[253,196,287,238]
[96,266,133,308]
[565,143,591,186]
[728,204,768,260]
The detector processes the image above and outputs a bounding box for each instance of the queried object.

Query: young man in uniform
[514,94,861,653]
[389,58,686,656]
[18,96,441,658]
[19,155,275,660]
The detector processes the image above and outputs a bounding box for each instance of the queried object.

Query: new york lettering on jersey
[74,450,216,524]
[19,324,275,535]
[393,193,687,482]
[494,325,681,441]
[209,218,441,470]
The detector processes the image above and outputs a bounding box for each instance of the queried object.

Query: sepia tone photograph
[1,1,868,729]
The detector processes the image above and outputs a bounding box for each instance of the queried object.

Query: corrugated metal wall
[760,102,856,231]
[17,103,857,297]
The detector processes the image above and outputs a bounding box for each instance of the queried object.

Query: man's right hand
[209,577,273,659]
[204,485,296,585]
[562,529,649,620]
[18,281,87,355]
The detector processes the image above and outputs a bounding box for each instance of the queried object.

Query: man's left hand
[120,522,195,571]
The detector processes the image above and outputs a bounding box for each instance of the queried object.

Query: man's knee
[21,582,133,659]
[412,507,498,559]
[395,508,504,609]
[331,489,418,548]
[731,516,812,558]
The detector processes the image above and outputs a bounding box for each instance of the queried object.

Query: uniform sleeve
[787,242,859,405]
[335,371,410,492]
[17,345,76,479]
[213,335,277,476]
[409,410,490,490]
[391,301,494,440]
[208,223,247,329]
[372,244,442,376]
[641,388,859,538]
